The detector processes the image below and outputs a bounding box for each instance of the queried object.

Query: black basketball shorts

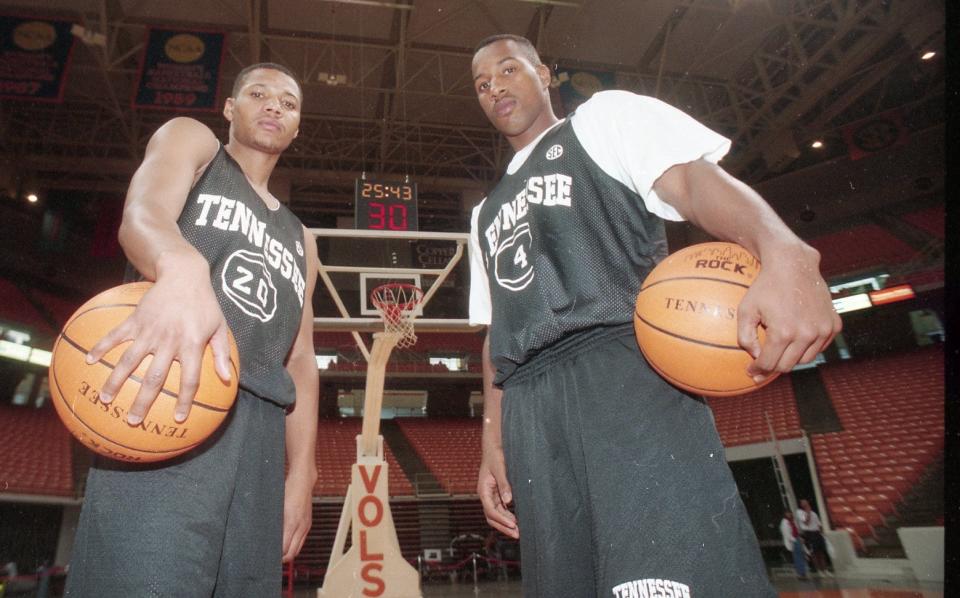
[500,324,776,598]
[64,390,287,598]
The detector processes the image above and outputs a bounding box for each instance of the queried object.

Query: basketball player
[65,64,319,596]
[469,35,841,597]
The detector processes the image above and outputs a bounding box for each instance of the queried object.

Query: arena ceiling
[0,0,946,297]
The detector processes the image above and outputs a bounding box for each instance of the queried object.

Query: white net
[370,283,424,349]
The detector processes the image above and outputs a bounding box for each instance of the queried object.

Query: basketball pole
[319,332,422,598]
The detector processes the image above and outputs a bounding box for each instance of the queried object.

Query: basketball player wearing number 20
[469,35,841,598]
[65,64,319,597]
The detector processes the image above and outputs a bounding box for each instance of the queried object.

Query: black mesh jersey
[176,146,308,406]
[477,119,668,385]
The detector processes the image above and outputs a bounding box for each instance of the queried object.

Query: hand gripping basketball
[634,242,778,397]
[49,282,240,462]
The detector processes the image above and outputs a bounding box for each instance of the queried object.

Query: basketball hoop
[370,283,424,348]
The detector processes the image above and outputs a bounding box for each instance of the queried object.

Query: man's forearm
[285,352,319,482]
[657,160,817,265]
[481,333,504,449]
[116,119,219,281]
[119,206,208,283]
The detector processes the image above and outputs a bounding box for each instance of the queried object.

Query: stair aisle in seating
[395,418,482,495]
[379,419,443,496]
[790,368,843,434]
[314,418,415,497]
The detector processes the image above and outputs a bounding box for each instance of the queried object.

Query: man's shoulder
[469,197,489,230]
[148,117,220,166]
[573,90,665,123]
[156,116,217,142]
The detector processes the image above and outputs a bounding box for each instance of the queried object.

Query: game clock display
[355,179,418,231]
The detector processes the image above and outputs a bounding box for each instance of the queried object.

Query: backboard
[308,228,480,360]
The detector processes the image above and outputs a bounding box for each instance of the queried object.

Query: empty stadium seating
[313,331,359,351]
[807,224,917,277]
[395,418,481,495]
[706,376,803,446]
[314,418,415,497]
[0,403,74,497]
[900,205,944,239]
[0,278,60,337]
[314,331,483,377]
[888,267,945,292]
[0,277,83,338]
[813,347,943,541]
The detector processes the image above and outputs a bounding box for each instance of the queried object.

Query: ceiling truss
[0,0,944,227]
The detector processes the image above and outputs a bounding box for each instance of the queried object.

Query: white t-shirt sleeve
[571,90,731,222]
[468,202,492,326]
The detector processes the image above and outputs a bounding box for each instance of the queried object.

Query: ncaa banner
[554,67,615,116]
[0,15,75,102]
[134,28,225,111]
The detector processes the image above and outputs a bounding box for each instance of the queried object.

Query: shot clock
[355,178,419,231]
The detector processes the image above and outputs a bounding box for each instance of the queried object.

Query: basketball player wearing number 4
[469,36,841,597]
[66,64,319,597]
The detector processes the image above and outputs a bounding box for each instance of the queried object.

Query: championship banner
[554,67,615,116]
[840,108,910,161]
[134,28,225,111]
[0,16,75,102]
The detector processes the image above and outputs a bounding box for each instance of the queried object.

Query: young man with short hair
[469,34,841,597]
[66,63,319,597]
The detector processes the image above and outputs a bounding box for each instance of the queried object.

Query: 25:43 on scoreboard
[355,178,418,231]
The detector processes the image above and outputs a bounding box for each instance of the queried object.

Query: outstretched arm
[477,333,518,539]
[281,226,320,563]
[654,159,841,380]
[86,118,233,424]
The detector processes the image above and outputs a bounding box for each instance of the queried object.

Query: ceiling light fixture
[921,51,936,61]
[319,72,348,86]
[810,140,823,149]
[70,24,106,47]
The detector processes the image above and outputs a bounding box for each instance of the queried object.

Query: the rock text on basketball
[694,259,746,275]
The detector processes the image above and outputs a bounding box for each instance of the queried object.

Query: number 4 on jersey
[513,244,528,269]
[494,223,534,291]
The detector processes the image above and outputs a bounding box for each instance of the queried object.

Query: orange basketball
[634,242,778,397]
[48,282,239,462]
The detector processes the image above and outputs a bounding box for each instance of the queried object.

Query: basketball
[634,242,779,397]
[48,282,240,462]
